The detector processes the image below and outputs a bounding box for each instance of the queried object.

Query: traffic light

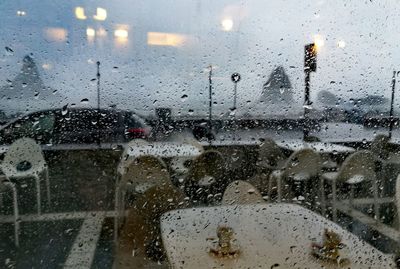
[304,43,317,72]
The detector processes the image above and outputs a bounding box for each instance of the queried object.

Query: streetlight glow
[221,18,234,31]
[313,34,325,50]
[337,40,346,48]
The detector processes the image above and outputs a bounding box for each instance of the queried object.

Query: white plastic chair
[222,180,264,205]
[321,150,377,221]
[114,155,170,242]
[257,138,286,170]
[0,177,20,247]
[268,148,322,203]
[0,138,50,214]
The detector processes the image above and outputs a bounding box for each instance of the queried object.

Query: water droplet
[62,104,68,115]
[5,46,14,53]
[181,94,188,102]
[80,98,89,104]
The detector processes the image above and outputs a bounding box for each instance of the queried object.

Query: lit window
[114,29,128,38]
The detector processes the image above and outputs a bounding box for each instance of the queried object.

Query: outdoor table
[276,140,355,153]
[160,203,394,269]
[125,142,203,158]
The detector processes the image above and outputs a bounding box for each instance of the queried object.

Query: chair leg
[320,177,326,216]
[35,175,41,215]
[373,179,380,221]
[268,173,274,202]
[332,179,338,222]
[5,182,20,247]
[277,175,282,202]
[0,193,3,209]
[114,186,120,243]
[45,167,51,206]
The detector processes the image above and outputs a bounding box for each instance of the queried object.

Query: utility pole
[96,61,101,146]
[208,65,213,141]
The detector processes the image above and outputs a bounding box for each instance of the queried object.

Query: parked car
[0,108,151,147]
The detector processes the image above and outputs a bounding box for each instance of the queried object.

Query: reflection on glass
[42,63,52,70]
[114,29,128,39]
[75,7,86,20]
[16,10,26,16]
[86,27,96,38]
[97,27,107,37]
[43,27,67,42]
[337,40,346,48]
[93,7,107,21]
[147,32,186,47]
[221,18,233,31]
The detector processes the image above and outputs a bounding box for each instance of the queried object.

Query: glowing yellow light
[313,35,325,50]
[86,28,96,37]
[17,10,26,16]
[221,18,234,31]
[337,40,346,48]
[75,7,86,20]
[114,29,128,38]
[147,32,187,47]
[93,7,107,21]
[43,28,68,42]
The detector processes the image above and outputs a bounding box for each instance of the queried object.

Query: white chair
[268,148,322,203]
[0,138,50,214]
[117,139,149,176]
[222,180,264,205]
[321,150,377,222]
[0,177,20,247]
[395,174,400,228]
[114,155,170,242]
[257,138,286,170]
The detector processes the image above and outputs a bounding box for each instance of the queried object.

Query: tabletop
[125,142,203,158]
[160,203,394,269]
[276,140,355,153]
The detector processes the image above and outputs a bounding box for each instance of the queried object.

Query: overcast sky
[1,0,400,117]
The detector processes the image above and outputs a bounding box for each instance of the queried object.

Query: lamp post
[230,72,241,130]
[389,71,397,139]
[304,43,318,140]
[208,65,213,141]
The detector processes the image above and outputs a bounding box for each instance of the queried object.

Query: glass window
[1,1,400,268]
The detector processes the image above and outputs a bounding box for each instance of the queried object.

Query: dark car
[0,108,151,146]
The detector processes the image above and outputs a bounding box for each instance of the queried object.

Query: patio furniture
[160,203,394,269]
[321,150,378,221]
[268,148,322,203]
[0,137,50,214]
[184,150,227,204]
[222,180,264,205]
[0,177,20,247]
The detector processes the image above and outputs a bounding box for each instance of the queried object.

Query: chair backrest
[395,174,400,225]
[370,134,390,160]
[119,155,170,194]
[336,150,376,184]
[1,138,45,177]
[222,180,264,205]
[282,148,322,180]
[257,138,286,169]
[118,139,149,175]
[185,150,226,184]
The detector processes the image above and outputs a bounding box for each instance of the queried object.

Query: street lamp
[304,43,318,140]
